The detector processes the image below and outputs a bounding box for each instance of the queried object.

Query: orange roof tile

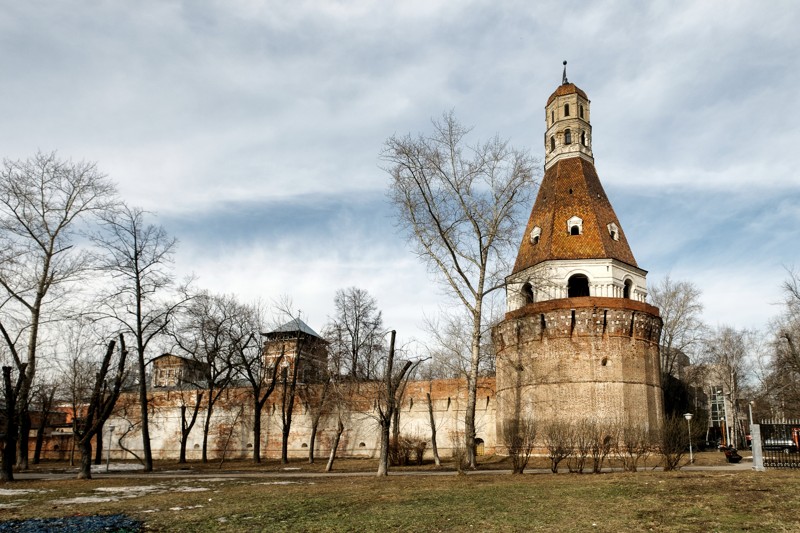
[546,83,589,106]
[511,157,638,274]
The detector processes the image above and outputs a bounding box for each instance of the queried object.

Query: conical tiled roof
[511,157,637,274]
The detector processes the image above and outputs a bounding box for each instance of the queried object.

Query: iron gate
[758,420,800,469]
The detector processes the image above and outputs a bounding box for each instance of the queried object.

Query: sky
[1,1,799,344]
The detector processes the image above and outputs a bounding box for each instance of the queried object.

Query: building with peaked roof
[493,64,664,440]
[263,318,328,384]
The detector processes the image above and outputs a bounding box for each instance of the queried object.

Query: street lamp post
[106,425,115,472]
[748,401,754,449]
[684,413,694,464]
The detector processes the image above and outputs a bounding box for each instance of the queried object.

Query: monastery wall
[103,377,497,462]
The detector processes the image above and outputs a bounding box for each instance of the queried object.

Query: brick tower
[492,64,663,439]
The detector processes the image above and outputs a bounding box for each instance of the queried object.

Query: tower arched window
[623,279,633,299]
[568,274,590,298]
[581,130,586,146]
[521,282,534,305]
[564,103,570,117]
[579,105,584,119]
[551,110,554,123]
[564,129,572,145]
[550,136,555,152]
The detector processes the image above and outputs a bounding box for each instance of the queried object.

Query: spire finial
[562,60,568,85]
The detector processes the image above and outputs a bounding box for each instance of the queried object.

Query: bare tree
[171,291,238,463]
[543,419,574,473]
[70,335,128,480]
[91,204,181,472]
[376,331,413,476]
[567,418,593,474]
[0,151,116,469]
[703,326,755,448]
[231,301,282,463]
[324,287,384,380]
[614,421,654,473]
[660,414,705,471]
[502,416,537,474]
[649,276,705,379]
[588,420,614,474]
[769,267,800,417]
[384,112,537,468]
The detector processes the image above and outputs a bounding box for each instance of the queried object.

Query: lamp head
[683,413,693,421]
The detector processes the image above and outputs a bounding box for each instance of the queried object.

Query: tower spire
[562,60,568,85]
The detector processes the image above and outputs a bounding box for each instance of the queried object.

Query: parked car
[763,438,798,453]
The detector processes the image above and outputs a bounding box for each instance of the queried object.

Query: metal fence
[755,420,800,470]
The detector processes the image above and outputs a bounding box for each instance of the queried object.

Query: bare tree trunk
[325,417,344,472]
[252,400,264,463]
[136,347,153,472]
[2,367,18,482]
[77,438,93,480]
[202,397,213,463]
[179,405,188,464]
[426,392,441,467]
[32,388,55,465]
[377,418,391,476]
[94,423,103,465]
[33,424,45,465]
[16,411,31,471]
[179,392,202,464]
[376,331,412,477]
[308,416,320,464]
[464,305,482,469]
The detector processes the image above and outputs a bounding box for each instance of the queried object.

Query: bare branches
[324,287,384,380]
[649,276,705,377]
[0,151,116,470]
[384,112,539,468]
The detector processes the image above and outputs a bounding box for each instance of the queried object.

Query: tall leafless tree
[703,326,754,448]
[324,287,384,380]
[384,112,537,467]
[91,204,182,472]
[649,276,705,378]
[769,267,800,417]
[232,302,283,463]
[0,151,116,469]
[171,291,238,463]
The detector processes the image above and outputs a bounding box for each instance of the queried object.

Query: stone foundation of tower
[492,296,663,444]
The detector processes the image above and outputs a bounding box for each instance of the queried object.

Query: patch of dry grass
[0,461,797,532]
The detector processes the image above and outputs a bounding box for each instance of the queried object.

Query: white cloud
[2,0,798,343]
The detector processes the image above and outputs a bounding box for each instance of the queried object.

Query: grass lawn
[1,455,797,532]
